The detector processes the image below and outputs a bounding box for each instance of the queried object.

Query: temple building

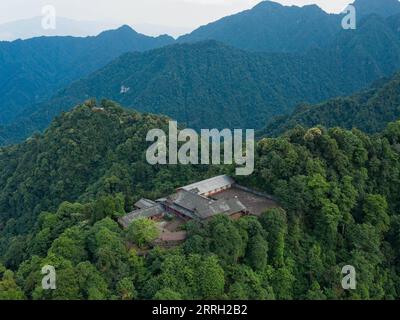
[118,175,278,229]
[177,175,235,197]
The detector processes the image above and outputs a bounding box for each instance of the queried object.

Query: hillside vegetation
[1,100,400,300]
[0,25,173,125]
[178,0,400,52]
[5,10,400,145]
[261,72,400,137]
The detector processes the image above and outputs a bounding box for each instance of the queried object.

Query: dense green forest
[1,100,399,300]
[178,0,342,52]
[0,25,173,125]
[261,72,400,137]
[179,0,400,52]
[0,0,400,145]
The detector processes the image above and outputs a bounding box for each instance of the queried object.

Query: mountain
[179,1,342,52]
[1,100,400,300]
[0,25,174,125]
[4,12,400,146]
[260,72,400,136]
[330,12,400,82]
[3,1,400,146]
[0,16,120,41]
[2,0,400,131]
[179,0,400,53]
[0,99,204,235]
[0,39,364,145]
[2,0,400,302]
[132,23,193,38]
[354,0,400,18]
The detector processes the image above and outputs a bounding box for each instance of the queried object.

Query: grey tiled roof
[135,198,156,209]
[169,190,212,212]
[179,175,235,195]
[118,176,258,229]
[168,189,246,220]
[208,198,247,217]
[118,204,164,228]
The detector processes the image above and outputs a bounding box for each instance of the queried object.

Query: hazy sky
[0,0,354,28]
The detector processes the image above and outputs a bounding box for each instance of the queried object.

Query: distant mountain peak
[254,0,323,12]
[98,24,138,37]
[178,0,338,52]
[98,24,175,42]
[254,0,283,9]
[117,24,135,32]
[255,0,327,13]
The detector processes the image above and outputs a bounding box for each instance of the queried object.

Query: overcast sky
[0,0,354,28]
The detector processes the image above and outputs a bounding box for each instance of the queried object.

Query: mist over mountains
[0,17,193,41]
[0,16,120,41]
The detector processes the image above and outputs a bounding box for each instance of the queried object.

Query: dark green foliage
[247,122,400,299]
[126,218,159,248]
[178,1,342,52]
[0,100,204,247]
[0,25,173,125]
[262,72,400,136]
[0,266,25,300]
[7,10,400,145]
[355,0,400,18]
[0,100,400,300]
[3,40,348,142]
[259,208,287,267]
[179,0,400,52]
[4,1,400,146]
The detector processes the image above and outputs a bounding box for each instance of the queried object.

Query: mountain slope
[354,0,400,18]
[179,1,341,52]
[2,0,400,129]
[179,0,400,53]
[0,25,174,124]
[330,13,400,81]
[4,12,400,146]
[1,99,400,300]
[0,100,204,235]
[261,72,400,136]
[4,2,400,146]
[0,40,361,144]
[0,16,120,41]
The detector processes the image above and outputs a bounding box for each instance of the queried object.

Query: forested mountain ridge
[0,25,173,124]
[178,1,341,53]
[178,0,400,52]
[4,40,348,137]
[4,12,400,146]
[261,72,400,137]
[355,0,400,18]
[1,100,400,299]
[3,1,400,146]
[0,100,206,236]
